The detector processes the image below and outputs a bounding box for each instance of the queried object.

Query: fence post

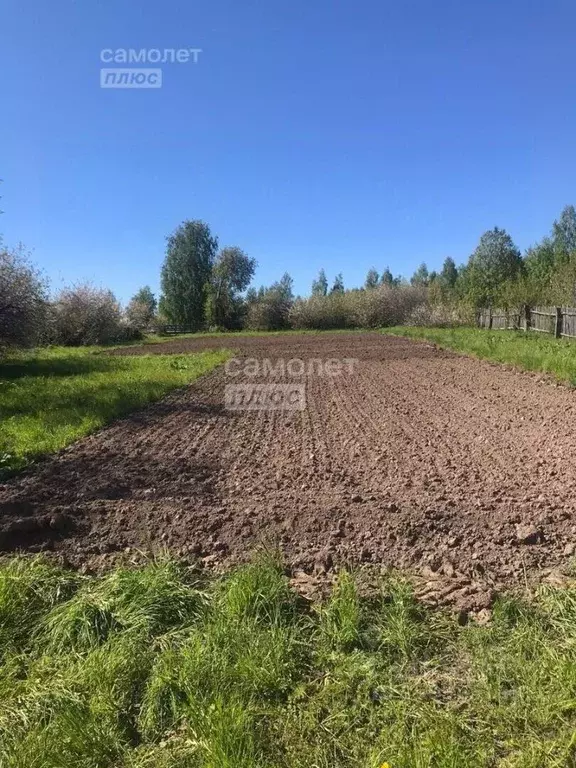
[488,308,493,330]
[524,304,531,332]
[555,307,563,338]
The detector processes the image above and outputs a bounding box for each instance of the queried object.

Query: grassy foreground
[385,326,576,385]
[0,346,231,477]
[1,555,576,767]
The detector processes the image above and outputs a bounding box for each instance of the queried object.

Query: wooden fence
[157,325,196,335]
[478,306,576,339]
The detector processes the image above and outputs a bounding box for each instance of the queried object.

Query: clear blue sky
[1,0,575,303]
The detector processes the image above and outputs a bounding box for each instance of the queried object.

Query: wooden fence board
[478,306,576,340]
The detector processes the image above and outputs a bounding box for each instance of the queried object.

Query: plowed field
[2,332,576,612]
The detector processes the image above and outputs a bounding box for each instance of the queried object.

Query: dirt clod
[515,524,543,545]
[48,512,70,531]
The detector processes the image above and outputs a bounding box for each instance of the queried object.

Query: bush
[125,287,157,332]
[51,284,125,346]
[406,301,474,328]
[116,319,144,342]
[246,292,293,331]
[245,274,294,331]
[349,284,425,327]
[125,300,153,332]
[0,244,48,350]
[289,293,352,330]
[246,300,283,331]
[289,285,426,330]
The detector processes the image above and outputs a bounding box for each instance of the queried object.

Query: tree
[206,246,256,328]
[160,220,218,329]
[0,242,48,350]
[463,227,522,307]
[276,272,294,305]
[245,287,258,305]
[552,205,576,260]
[549,259,576,305]
[524,238,556,289]
[246,272,294,330]
[410,263,430,287]
[365,268,379,289]
[439,257,458,291]
[126,285,157,330]
[380,267,395,287]
[522,206,576,303]
[311,268,328,297]
[330,273,344,294]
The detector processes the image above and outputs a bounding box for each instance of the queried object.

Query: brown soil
[2,332,576,613]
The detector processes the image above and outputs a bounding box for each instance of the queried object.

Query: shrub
[245,274,294,331]
[289,284,426,330]
[349,284,425,327]
[406,301,474,327]
[0,243,48,350]
[125,293,156,332]
[246,300,284,331]
[51,283,124,346]
[116,319,144,342]
[289,293,352,330]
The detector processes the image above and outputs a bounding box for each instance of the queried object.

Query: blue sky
[1,0,575,303]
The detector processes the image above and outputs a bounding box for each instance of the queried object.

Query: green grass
[384,326,576,386]
[142,328,371,343]
[0,345,231,476]
[1,554,576,766]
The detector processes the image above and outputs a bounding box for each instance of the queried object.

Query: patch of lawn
[141,328,370,343]
[384,326,576,385]
[0,346,231,476]
[0,555,576,767]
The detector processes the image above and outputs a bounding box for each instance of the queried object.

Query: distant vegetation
[2,554,576,767]
[289,283,425,330]
[408,205,576,327]
[3,204,576,350]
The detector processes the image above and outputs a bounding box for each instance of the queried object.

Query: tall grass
[0,346,231,476]
[1,554,576,766]
[385,326,576,385]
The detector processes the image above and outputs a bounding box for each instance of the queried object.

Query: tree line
[407,205,576,312]
[3,204,576,349]
[0,220,258,348]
